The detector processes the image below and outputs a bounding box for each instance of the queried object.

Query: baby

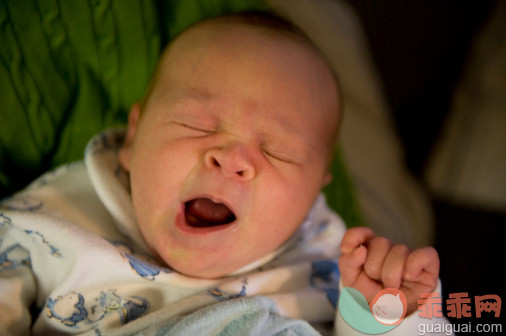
[0,11,445,336]
[118,9,438,311]
[117,12,340,279]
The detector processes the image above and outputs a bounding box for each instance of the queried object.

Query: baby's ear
[118,104,141,171]
[124,103,141,146]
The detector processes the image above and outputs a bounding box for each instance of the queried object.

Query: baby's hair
[202,10,310,41]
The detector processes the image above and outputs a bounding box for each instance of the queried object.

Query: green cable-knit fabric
[0,0,362,226]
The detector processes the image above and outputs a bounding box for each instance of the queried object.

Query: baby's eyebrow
[264,113,297,136]
[177,88,215,104]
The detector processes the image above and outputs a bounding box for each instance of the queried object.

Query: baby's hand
[338,227,440,315]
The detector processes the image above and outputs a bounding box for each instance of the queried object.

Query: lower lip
[175,203,237,236]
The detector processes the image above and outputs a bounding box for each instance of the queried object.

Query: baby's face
[119,21,339,278]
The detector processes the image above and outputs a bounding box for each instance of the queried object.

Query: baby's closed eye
[175,122,215,136]
[262,148,297,164]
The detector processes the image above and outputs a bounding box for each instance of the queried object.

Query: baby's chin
[155,239,275,279]
[164,256,245,279]
[151,237,251,279]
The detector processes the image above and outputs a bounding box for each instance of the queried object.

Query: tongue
[185,198,236,227]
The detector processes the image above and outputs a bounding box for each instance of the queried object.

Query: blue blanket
[130,297,321,336]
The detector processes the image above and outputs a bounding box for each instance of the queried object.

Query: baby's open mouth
[184,198,236,228]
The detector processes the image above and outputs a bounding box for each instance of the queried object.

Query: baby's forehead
[151,14,341,146]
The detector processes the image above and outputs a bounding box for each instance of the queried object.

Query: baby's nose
[204,143,255,181]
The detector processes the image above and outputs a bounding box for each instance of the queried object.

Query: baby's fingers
[339,227,375,287]
[340,227,375,254]
[381,244,411,288]
[403,246,440,289]
[339,245,367,287]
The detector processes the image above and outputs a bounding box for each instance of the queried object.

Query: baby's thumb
[338,245,367,287]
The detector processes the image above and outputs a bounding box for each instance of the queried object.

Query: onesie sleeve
[0,214,37,336]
